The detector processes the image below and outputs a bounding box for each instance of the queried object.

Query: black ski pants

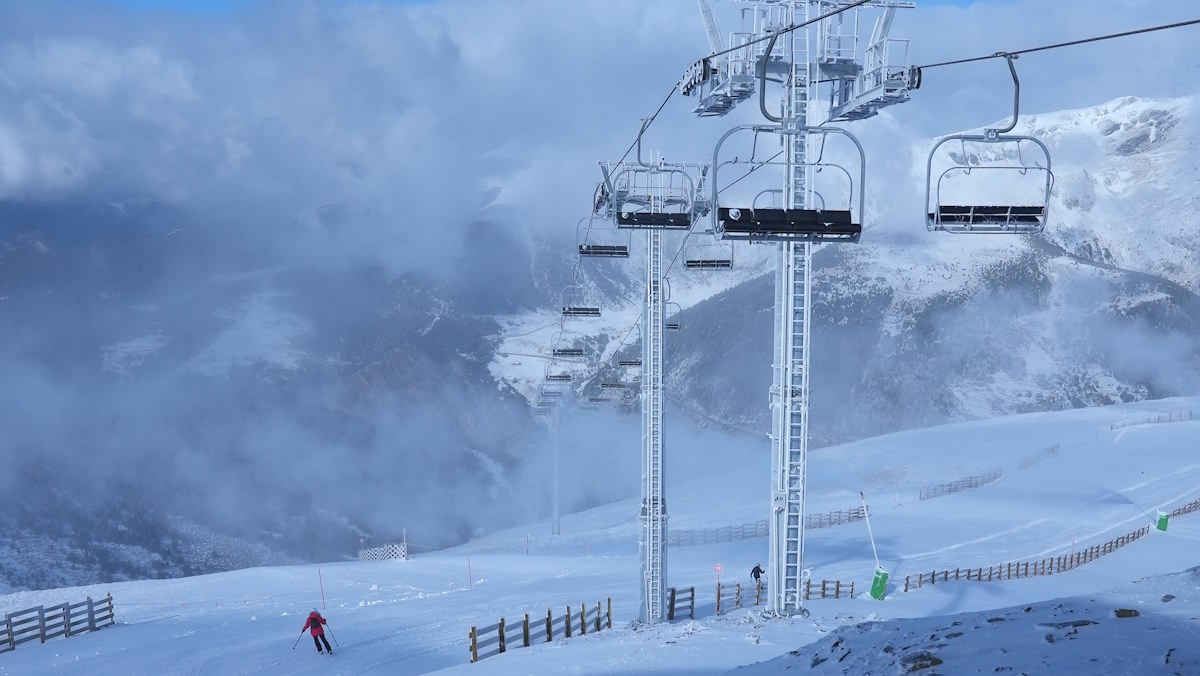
[312,633,332,652]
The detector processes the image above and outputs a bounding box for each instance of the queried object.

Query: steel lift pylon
[596,131,709,621]
[687,0,916,616]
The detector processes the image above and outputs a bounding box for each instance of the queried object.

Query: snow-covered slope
[1,396,1197,674]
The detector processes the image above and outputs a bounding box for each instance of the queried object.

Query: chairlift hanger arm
[987,53,1019,139]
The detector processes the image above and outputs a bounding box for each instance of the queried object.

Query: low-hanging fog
[1,0,1198,591]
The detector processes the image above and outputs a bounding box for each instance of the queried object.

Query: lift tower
[597,132,708,622]
[684,0,917,616]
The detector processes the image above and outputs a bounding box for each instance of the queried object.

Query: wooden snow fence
[469,598,611,664]
[669,520,767,548]
[904,524,1155,591]
[667,586,695,620]
[919,468,1002,501]
[1019,443,1060,470]
[670,507,867,549]
[2,593,115,653]
[669,577,855,620]
[805,505,868,530]
[902,498,1200,592]
[1110,409,1192,431]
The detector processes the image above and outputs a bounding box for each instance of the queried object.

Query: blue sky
[99,0,974,12]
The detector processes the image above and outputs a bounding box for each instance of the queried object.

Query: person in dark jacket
[302,609,333,654]
[750,564,764,585]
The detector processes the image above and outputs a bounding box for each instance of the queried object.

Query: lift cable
[606,0,873,171]
[917,17,1200,70]
[702,0,873,62]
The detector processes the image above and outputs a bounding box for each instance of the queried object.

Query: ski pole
[325,625,339,647]
[292,631,303,650]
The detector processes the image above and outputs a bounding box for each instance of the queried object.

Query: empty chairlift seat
[709,124,867,244]
[717,207,860,242]
[684,243,733,270]
[579,244,630,257]
[927,204,1045,233]
[615,211,693,229]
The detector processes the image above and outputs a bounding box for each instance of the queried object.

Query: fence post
[850,582,854,598]
[688,587,695,619]
[523,613,530,647]
[668,588,676,620]
[607,598,612,629]
[469,626,478,663]
[821,580,828,599]
[546,609,552,642]
[904,575,909,592]
[955,567,960,581]
[595,601,602,632]
[579,604,586,635]
[86,597,96,632]
[835,580,841,599]
[755,578,762,605]
[38,606,46,644]
[105,593,114,626]
[735,583,742,610]
[62,602,71,638]
[565,607,572,639]
[716,581,722,615]
[5,613,13,652]
[498,617,506,654]
[805,578,811,600]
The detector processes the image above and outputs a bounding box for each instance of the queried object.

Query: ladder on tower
[642,228,667,623]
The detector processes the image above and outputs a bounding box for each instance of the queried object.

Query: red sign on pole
[713,563,723,574]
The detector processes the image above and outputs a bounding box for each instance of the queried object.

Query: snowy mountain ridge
[492,94,1200,442]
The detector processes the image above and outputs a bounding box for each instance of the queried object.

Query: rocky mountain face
[1,96,1196,592]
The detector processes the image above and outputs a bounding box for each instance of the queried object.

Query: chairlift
[711,125,865,243]
[560,285,600,318]
[544,368,573,383]
[597,120,708,230]
[709,28,865,243]
[601,382,628,389]
[684,241,734,270]
[664,302,682,332]
[577,212,631,258]
[551,330,585,358]
[925,55,1052,234]
[618,359,643,367]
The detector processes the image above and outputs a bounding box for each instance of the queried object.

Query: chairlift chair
[576,212,631,258]
[684,241,734,270]
[597,122,709,231]
[560,285,600,318]
[618,359,643,367]
[551,330,586,358]
[544,370,573,383]
[664,302,682,332]
[925,55,1053,234]
[711,124,866,243]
